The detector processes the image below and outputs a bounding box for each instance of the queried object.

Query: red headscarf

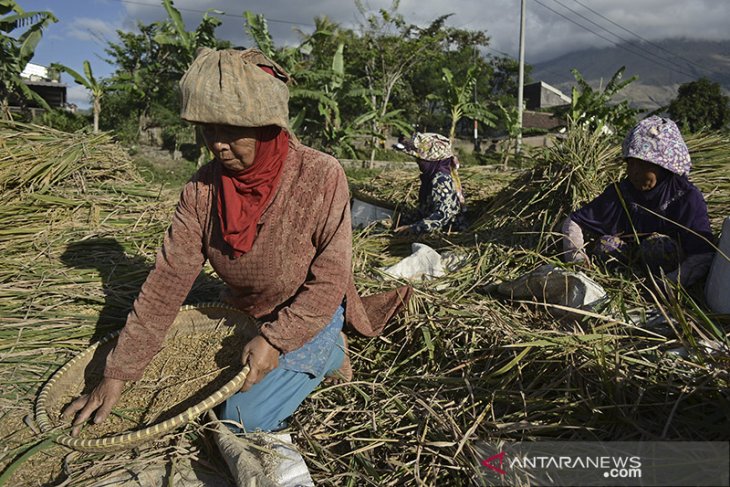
[215,64,290,257]
[216,125,289,257]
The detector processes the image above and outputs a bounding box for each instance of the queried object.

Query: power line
[532,0,697,80]
[537,0,696,79]
[549,0,701,78]
[569,0,714,76]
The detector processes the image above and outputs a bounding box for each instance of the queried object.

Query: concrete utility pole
[516,0,526,155]
[473,48,479,152]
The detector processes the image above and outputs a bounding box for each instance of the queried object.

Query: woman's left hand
[240,336,279,391]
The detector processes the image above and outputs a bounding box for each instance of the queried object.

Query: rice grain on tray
[51,326,249,439]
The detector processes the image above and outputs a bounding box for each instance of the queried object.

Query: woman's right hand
[240,335,279,392]
[62,377,125,437]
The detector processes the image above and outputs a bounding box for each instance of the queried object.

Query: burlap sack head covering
[400,132,454,162]
[180,47,290,130]
[622,115,691,175]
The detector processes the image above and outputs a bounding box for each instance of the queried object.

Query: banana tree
[0,0,58,119]
[289,43,353,154]
[243,11,277,60]
[152,0,224,164]
[496,100,521,168]
[243,11,334,79]
[51,61,104,132]
[558,66,639,137]
[243,13,363,156]
[432,66,497,146]
[153,0,222,73]
[358,88,413,164]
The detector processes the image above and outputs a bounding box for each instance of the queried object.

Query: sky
[17,0,730,108]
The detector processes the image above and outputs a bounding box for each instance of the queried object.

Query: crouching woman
[62,47,411,437]
[561,116,715,287]
[393,132,467,235]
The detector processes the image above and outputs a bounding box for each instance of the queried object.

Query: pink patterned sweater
[105,139,410,381]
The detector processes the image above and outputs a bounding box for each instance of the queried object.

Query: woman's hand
[566,250,593,270]
[240,336,279,392]
[62,377,125,437]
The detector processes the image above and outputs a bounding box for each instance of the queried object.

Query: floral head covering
[399,132,454,162]
[622,116,691,175]
[396,132,465,205]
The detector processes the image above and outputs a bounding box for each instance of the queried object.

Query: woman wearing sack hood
[62,47,411,441]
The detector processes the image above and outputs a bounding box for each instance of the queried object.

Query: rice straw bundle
[471,121,622,251]
[0,123,222,484]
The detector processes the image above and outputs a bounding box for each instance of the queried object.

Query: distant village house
[522,80,571,132]
[13,62,70,114]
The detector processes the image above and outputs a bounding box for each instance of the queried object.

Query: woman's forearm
[562,217,588,263]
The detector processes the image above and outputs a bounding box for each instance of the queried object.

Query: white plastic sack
[210,411,314,487]
[497,264,607,310]
[88,453,231,487]
[266,433,315,487]
[381,243,445,281]
[705,217,730,314]
[351,198,393,229]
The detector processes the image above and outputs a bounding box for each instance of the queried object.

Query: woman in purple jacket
[561,116,715,287]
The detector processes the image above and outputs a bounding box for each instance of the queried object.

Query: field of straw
[0,121,728,486]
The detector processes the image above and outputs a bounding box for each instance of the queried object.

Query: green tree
[556,66,639,137]
[153,0,225,163]
[154,0,223,74]
[488,55,531,104]
[51,61,104,132]
[103,1,225,153]
[243,13,373,157]
[244,7,512,160]
[496,100,520,168]
[352,1,451,161]
[0,0,57,119]
[289,43,360,156]
[243,12,339,79]
[668,77,730,132]
[403,28,493,135]
[104,23,168,137]
[430,66,496,145]
[243,11,276,60]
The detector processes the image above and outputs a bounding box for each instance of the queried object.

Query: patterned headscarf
[400,132,454,161]
[622,116,691,175]
[398,132,465,205]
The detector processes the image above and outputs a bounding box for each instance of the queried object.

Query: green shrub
[33,109,90,132]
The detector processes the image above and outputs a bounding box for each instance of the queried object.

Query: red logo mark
[481,451,507,475]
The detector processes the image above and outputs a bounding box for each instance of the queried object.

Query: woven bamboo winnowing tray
[35,303,256,453]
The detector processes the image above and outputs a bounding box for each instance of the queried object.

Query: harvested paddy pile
[0,121,728,486]
[472,125,622,252]
[302,127,730,485]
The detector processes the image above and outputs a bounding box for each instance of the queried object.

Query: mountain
[530,39,730,110]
